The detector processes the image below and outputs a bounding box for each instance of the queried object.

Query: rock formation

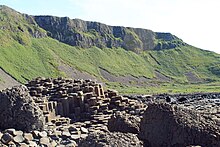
[34,16,185,53]
[1,77,220,146]
[0,77,146,146]
[25,77,146,125]
[139,102,220,147]
[78,131,143,147]
[0,85,45,132]
[108,111,140,134]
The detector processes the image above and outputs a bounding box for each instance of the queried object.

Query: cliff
[34,16,185,52]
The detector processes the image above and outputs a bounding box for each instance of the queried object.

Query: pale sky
[1,0,220,53]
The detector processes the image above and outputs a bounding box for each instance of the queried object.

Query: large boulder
[0,85,45,131]
[78,131,143,147]
[139,103,220,147]
[108,112,140,134]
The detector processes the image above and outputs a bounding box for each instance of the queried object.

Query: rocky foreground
[0,77,220,147]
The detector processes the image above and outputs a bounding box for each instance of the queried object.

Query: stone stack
[26,77,146,126]
[0,77,148,146]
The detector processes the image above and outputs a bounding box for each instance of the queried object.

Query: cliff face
[0,6,46,39]
[34,16,185,52]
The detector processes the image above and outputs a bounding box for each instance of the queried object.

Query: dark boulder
[139,103,220,147]
[108,112,140,134]
[0,85,45,132]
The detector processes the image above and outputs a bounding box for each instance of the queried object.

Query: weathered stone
[50,140,57,146]
[13,134,25,143]
[4,128,16,137]
[71,134,81,140]
[40,137,50,146]
[28,140,38,147]
[24,133,33,141]
[62,131,71,138]
[1,133,13,144]
[38,131,47,138]
[14,130,23,136]
[80,127,88,134]
[78,131,143,147]
[108,113,140,134]
[139,103,220,147]
[80,134,88,139]
[0,85,45,131]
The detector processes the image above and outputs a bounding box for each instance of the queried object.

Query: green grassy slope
[1,5,220,94]
[147,46,220,82]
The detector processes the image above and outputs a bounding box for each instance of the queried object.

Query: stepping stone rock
[13,135,25,143]
[80,134,88,139]
[40,137,50,146]
[5,128,16,136]
[62,131,71,138]
[24,133,33,141]
[51,140,58,146]
[19,143,29,147]
[1,133,13,144]
[28,140,38,147]
[38,131,47,138]
[81,127,88,134]
[14,130,23,136]
[71,134,81,140]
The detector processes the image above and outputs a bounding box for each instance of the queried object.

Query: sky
[1,0,220,53]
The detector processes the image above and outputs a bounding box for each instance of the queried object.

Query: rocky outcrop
[154,32,186,50]
[25,77,146,124]
[78,131,143,147]
[34,16,185,53]
[1,77,220,146]
[108,111,140,134]
[0,85,45,132]
[139,103,220,147]
[0,5,46,39]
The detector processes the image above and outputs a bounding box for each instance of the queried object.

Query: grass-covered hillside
[1,5,220,94]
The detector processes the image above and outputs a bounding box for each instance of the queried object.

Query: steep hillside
[0,5,220,93]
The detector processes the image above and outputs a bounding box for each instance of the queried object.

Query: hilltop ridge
[0,5,220,94]
[34,15,185,53]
